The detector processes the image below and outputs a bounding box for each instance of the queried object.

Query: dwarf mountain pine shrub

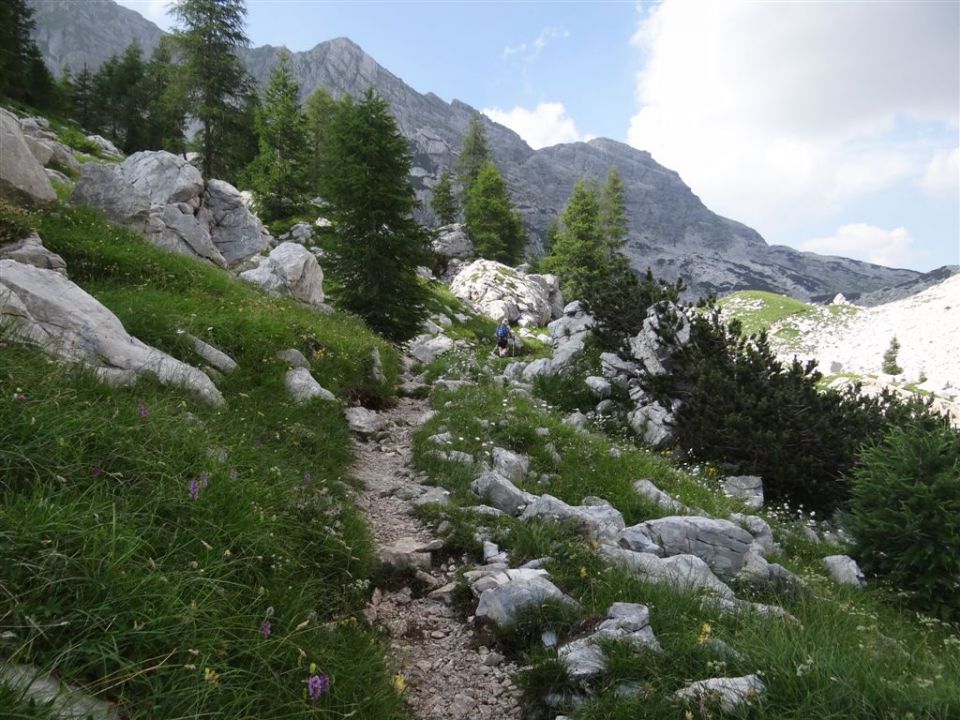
[643,307,946,513]
[848,421,960,621]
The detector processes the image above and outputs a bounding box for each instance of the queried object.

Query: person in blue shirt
[496,319,513,357]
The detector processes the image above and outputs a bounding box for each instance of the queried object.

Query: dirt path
[351,394,522,720]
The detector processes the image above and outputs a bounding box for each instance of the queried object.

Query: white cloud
[627,0,959,240]
[800,224,925,268]
[502,26,570,65]
[920,147,960,197]
[483,102,584,149]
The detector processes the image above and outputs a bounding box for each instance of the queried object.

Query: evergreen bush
[881,335,903,375]
[848,422,960,620]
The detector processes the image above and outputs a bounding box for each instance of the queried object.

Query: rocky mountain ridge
[28,0,920,300]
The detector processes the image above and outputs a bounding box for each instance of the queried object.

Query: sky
[118,0,959,272]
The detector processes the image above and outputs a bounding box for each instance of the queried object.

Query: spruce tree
[244,51,310,222]
[170,0,251,180]
[305,87,339,192]
[431,168,458,225]
[539,180,607,301]
[457,114,490,197]
[143,40,187,152]
[463,161,526,264]
[0,0,56,109]
[882,336,903,375]
[72,65,95,130]
[114,41,147,152]
[598,166,628,253]
[318,89,430,341]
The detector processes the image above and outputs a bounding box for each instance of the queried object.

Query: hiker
[496,319,513,357]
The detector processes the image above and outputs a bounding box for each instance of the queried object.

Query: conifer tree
[463,161,526,264]
[72,65,95,130]
[0,0,57,109]
[431,168,458,225]
[457,114,490,197]
[170,0,251,180]
[305,87,339,191]
[539,180,606,301]
[114,41,147,152]
[318,89,430,341]
[598,166,628,252]
[244,51,310,222]
[142,40,187,152]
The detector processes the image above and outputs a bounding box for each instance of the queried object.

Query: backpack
[496,324,510,340]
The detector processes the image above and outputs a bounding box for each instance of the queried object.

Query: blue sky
[119,0,959,273]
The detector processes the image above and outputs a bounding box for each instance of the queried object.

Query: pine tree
[431,168,458,225]
[114,41,147,152]
[318,89,430,341]
[463,161,526,264]
[882,336,903,375]
[305,87,339,192]
[598,166,628,252]
[243,51,310,222]
[72,65,95,130]
[92,55,121,138]
[170,0,251,180]
[457,114,490,197]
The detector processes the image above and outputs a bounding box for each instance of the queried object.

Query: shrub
[847,422,960,620]
[57,125,102,156]
[643,308,947,513]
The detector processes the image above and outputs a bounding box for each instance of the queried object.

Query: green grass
[1,204,408,718]
[409,364,960,720]
[718,290,815,337]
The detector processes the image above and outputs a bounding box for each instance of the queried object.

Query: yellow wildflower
[697,622,712,643]
[203,667,220,685]
[393,673,406,693]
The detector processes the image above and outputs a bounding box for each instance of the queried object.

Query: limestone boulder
[449,259,557,328]
[85,133,123,158]
[722,475,764,509]
[407,333,454,364]
[284,367,335,403]
[432,223,473,259]
[203,179,271,264]
[559,602,661,679]
[0,232,66,275]
[474,570,576,626]
[619,516,755,580]
[599,545,734,597]
[633,479,688,514]
[0,260,223,406]
[471,470,536,516]
[0,108,57,207]
[344,406,386,435]
[239,242,325,307]
[627,401,674,448]
[492,446,530,482]
[521,494,625,542]
[675,674,765,713]
[628,301,690,376]
[823,554,866,587]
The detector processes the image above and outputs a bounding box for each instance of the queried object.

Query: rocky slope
[28,0,919,300]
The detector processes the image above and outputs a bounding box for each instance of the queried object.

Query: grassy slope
[1,205,407,718]
[409,373,960,719]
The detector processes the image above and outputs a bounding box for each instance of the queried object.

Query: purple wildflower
[89,464,103,477]
[307,672,330,702]
[14,393,27,402]
[137,402,148,418]
[260,620,272,639]
[189,478,200,501]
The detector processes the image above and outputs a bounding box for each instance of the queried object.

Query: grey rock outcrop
[449,259,562,328]
[0,108,57,207]
[492,447,529,482]
[407,333,454,364]
[558,602,661,679]
[722,475,764,509]
[629,301,689,376]
[471,470,536,516]
[72,151,271,268]
[633,479,688,514]
[276,348,310,368]
[675,674,765,713]
[627,401,674,449]
[599,545,734,597]
[521,494,625,542]
[618,516,755,580]
[0,260,223,406]
[239,242,325,307]
[0,663,118,720]
[432,223,473,259]
[474,570,576,626]
[0,232,67,275]
[284,367,335,403]
[344,406,386,435]
[189,335,237,374]
[823,554,866,587]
